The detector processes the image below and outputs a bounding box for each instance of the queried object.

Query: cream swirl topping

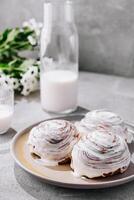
[76,110,129,142]
[28,120,79,166]
[71,129,130,178]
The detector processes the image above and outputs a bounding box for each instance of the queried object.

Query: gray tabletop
[0,72,134,200]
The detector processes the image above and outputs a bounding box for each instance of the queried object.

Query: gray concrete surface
[0,72,134,200]
[1,0,134,76]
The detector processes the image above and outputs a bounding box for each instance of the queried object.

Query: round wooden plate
[11,115,134,189]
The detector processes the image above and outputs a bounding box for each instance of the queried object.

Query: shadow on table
[14,164,134,200]
[71,106,88,115]
[0,128,17,154]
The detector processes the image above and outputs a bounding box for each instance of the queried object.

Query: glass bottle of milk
[40,0,79,114]
[0,86,14,134]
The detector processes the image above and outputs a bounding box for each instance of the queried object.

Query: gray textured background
[0,0,134,77]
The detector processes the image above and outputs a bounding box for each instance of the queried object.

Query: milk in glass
[0,87,14,134]
[41,69,78,113]
[0,105,13,134]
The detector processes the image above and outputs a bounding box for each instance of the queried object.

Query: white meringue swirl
[76,110,129,142]
[71,129,130,178]
[28,120,79,166]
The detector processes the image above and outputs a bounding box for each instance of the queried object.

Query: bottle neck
[43,0,74,26]
[65,1,74,22]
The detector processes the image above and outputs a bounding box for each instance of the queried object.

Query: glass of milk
[0,86,14,134]
[40,0,79,114]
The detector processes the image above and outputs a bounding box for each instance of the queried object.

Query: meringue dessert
[28,119,79,166]
[76,110,129,142]
[71,129,130,179]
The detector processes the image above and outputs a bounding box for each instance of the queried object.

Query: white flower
[0,74,21,91]
[36,60,41,66]
[21,77,39,96]
[10,78,20,90]
[27,35,37,46]
[23,18,43,37]
[23,21,30,28]
[0,74,13,90]
[26,66,39,77]
[20,66,39,96]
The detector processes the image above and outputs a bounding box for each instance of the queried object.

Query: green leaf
[0,29,12,45]
[0,24,39,83]
[0,28,19,49]
[6,28,19,43]
[0,62,9,69]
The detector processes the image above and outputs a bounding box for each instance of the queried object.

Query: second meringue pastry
[76,110,129,142]
[71,129,130,179]
[28,120,79,166]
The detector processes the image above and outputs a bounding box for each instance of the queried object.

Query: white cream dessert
[76,110,129,142]
[71,129,130,179]
[28,119,79,166]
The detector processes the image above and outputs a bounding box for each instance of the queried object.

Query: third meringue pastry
[71,129,130,179]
